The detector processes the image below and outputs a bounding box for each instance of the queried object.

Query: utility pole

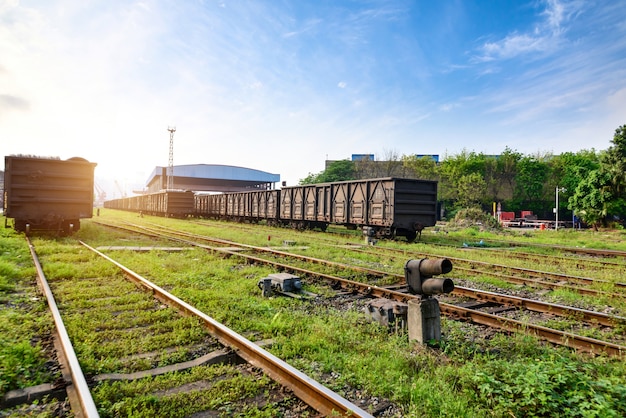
[555,187,566,230]
[167,126,176,190]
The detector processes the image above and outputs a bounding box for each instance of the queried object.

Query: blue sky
[1,0,625,196]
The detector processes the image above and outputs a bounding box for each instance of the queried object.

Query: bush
[465,356,626,417]
[448,208,501,231]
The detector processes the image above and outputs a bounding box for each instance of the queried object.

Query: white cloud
[472,0,585,62]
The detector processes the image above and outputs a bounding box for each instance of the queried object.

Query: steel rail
[206,245,626,356]
[452,266,619,297]
[438,303,625,357]
[448,286,626,328]
[465,238,626,258]
[78,241,373,418]
[27,237,100,417]
[343,245,625,298]
[379,246,626,290]
[443,245,626,270]
[108,224,625,356]
[137,223,626,328]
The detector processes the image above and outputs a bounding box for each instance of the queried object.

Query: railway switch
[404,258,454,296]
[258,273,315,299]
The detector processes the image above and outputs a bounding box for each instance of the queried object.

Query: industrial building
[145,164,280,194]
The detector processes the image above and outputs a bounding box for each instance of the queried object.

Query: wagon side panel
[4,156,96,230]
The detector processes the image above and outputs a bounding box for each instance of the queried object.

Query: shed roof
[146,164,280,193]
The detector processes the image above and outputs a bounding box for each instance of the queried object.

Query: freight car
[195,177,437,241]
[194,189,281,225]
[104,177,438,241]
[3,156,96,234]
[104,190,195,218]
[278,178,437,241]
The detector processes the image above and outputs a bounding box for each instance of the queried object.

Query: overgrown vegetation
[2,212,626,416]
[447,207,502,231]
[0,224,57,394]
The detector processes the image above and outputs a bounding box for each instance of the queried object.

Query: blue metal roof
[146,164,280,192]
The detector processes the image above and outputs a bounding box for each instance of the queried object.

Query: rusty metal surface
[450,286,626,328]
[353,245,625,298]
[282,178,438,238]
[28,238,99,417]
[104,191,194,218]
[104,177,439,240]
[4,156,96,232]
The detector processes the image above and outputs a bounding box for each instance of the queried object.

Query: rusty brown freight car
[280,178,437,241]
[104,190,194,218]
[106,178,438,241]
[194,189,280,224]
[3,156,96,234]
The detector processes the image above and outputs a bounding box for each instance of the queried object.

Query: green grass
[3,212,626,416]
[0,222,58,395]
[92,365,283,418]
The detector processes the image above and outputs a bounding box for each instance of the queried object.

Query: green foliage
[3,214,626,416]
[0,226,58,393]
[448,207,501,230]
[93,366,280,417]
[0,341,49,393]
[465,355,626,417]
[401,154,439,181]
[456,172,488,209]
[512,155,551,213]
[299,159,355,184]
[601,125,626,196]
[569,169,614,228]
[297,126,626,221]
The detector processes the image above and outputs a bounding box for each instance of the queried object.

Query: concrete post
[408,298,441,344]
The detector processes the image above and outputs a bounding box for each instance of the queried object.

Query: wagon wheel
[405,230,418,243]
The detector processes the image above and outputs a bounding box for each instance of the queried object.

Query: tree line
[300,124,626,229]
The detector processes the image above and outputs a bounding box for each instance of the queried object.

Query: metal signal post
[167,126,176,190]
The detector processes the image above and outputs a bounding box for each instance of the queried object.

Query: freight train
[104,177,438,241]
[3,156,96,234]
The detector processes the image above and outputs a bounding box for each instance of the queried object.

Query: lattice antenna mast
[167,126,176,190]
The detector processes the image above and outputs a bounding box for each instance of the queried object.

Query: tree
[568,169,613,229]
[456,173,488,209]
[549,150,600,221]
[512,155,550,215]
[299,160,355,184]
[491,147,522,203]
[378,149,404,177]
[568,125,626,227]
[401,155,438,181]
[601,125,626,196]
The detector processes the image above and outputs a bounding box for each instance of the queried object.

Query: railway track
[136,222,626,326]
[193,220,626,289]
[13,237,373,417]
[432,237,626,259]
[96,220,626,357]
[341,245,626,299]
[445,244,626,271]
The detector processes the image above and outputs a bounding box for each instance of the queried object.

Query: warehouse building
[144,164,280,194]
